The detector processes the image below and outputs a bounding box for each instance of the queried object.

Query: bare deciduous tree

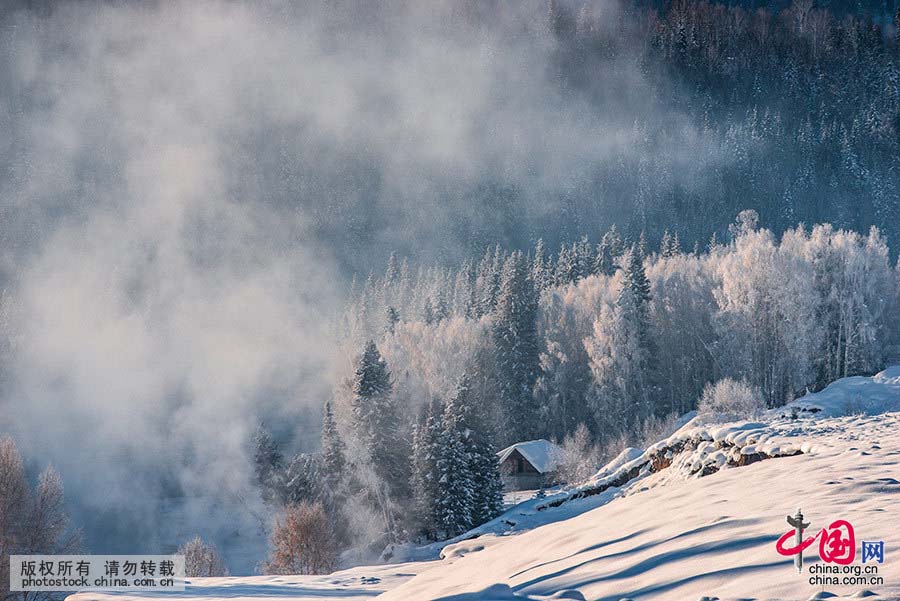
[263,502,337,576]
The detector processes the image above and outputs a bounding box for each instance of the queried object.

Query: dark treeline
[471,0,900,257]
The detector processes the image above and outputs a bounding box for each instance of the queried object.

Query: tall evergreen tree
[435,415,474,538]
[444,374,504,526]
[410,397,443,540]
[474,246,503,317]
[595,226,624,276]
[574,236,595,281]
[555,244,578,285]
[253,425,285,505]
[660,230,672,257]
[384,306,400,334]
[616,245,657,418]
[350,341,408,497]
[321,400,345,485]
[284,453,325,505]
[492,252,542,444]
[620,245,652,320]
[531,238,550,291]
[422,298,435,325]
[637,231,649,260]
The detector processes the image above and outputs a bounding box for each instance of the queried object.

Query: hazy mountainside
[634,0,900,21]
[3,0,900,570]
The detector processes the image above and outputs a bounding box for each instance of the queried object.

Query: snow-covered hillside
[69,367,900,601]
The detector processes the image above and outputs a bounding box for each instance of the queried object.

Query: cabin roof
[496,439,563,474]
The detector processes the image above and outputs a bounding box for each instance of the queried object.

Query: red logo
[776,519,856,565]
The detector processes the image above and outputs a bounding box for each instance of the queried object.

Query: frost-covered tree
[178,536,229,577]
[556,423,603,484]
[585,245,659,435]
[537,287,595,439]
[648,253,717,415]
[806,224,894,384]
[574,236,595,282]
[698,378,766,421]
[422,298,435,325]
[555,243,578,286]
[660,230,682,258]
[474,246,504,318]
[713,220,819,406]
[254,425,286,505]
[586,295,643,435]
[0,437,80,601]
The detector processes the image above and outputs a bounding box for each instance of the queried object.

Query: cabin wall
[499,451,545,491]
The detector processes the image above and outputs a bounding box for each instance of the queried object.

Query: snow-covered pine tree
[617,245,656,419]
[435,413,475,538]
[595,226,624,276]
[637,231,649,260]
[575,236,594,281]
[321,400,346,486]
[555,243,578,285]
[384,306,400,334]
[621,244,653,341]
[434,288,449,323]
[585,245,659,433]
[452,259,475,317]
[349,341,408,499]
[410,397,443,539]
[443,374,504,527]
[531,238,550,291]
[492,251,542,444]
[284,453,325,505]
[473,246,503,317]
[253,425,285,505]
[422,298,435,325]
[659,230,672,257]
[409,416,429,536]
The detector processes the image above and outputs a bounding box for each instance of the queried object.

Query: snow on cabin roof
[496,439,564,474]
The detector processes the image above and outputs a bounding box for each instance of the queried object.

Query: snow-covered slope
[769,365,900,419]
[384,411,900,600]
[69,368,900,601]
[68,562,429,601]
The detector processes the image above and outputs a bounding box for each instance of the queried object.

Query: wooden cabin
[496,439,563,491]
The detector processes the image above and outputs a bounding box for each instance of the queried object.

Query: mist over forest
[1,0,899,573]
